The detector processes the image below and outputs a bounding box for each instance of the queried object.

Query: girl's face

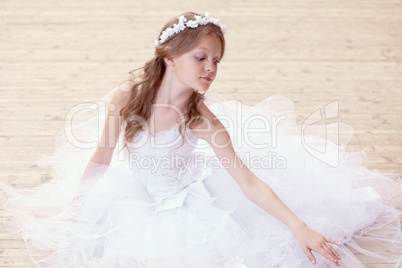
[170,34,222,92]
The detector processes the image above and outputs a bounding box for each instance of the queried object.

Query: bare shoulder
[190,101,220,127]
[189,101,226,142]
[110,82,134,110]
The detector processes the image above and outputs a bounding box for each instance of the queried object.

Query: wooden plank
[0,0,401,267]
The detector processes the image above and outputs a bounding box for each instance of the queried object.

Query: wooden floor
[0,0,401,267]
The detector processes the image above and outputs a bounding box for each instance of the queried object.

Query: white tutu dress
[0,86,401,268]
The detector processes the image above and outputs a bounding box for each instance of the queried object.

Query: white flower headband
[154,12,227,47]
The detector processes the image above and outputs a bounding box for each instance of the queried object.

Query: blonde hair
[119,11,226,151]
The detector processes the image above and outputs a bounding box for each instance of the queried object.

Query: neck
[154,67,194,115]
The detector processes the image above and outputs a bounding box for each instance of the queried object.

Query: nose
[205,61,216,72]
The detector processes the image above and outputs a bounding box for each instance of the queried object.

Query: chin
[195,85,211,93]
[194,88,209,94]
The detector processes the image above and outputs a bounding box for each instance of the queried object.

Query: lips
[201,77,213,82]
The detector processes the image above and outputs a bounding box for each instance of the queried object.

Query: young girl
[1,11,401,268]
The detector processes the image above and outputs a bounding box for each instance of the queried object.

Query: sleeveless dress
[0,86,401,268]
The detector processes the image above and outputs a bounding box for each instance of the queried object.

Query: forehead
[193,35,222,57]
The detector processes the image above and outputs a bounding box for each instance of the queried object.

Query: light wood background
[0,0,401,267]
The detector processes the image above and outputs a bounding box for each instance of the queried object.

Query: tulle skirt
[0,88,401,268]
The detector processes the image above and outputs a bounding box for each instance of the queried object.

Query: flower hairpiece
[154,12,227,46]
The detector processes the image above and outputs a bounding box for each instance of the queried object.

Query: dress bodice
[127,125,213,209]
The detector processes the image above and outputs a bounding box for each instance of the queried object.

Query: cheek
[186,62,203,77]
[175,59,203,80]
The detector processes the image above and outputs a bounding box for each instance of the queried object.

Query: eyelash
[196,57,220,65]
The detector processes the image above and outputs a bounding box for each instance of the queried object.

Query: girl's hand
[70,189,85,206]
[292,223,342,266]
[71,195,80,206]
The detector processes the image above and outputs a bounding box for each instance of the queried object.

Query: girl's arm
[90,85,131,166]
[79,84,131,182]
[71,84,131,204]
[194,102,342,266]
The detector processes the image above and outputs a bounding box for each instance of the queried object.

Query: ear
[163,46,175,67]
[164,57,175,67]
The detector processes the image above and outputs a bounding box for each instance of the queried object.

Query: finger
[323,242,341,260]
[302,248,316,265]
[321,242,338,259]
[322,235,342,260]
[319,246,340,266]
[324,235,342,246]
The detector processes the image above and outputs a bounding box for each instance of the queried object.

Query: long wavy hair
[118,11,226,151]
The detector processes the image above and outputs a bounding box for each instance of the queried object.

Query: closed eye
[196,57,220,65]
